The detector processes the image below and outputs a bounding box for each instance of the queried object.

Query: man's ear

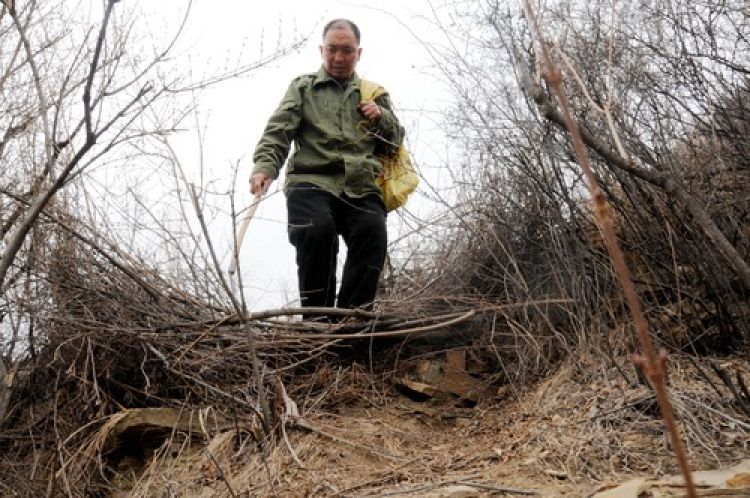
[357,47,363,60]
[319,45,324,57]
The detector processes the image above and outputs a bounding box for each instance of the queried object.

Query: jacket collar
[313,66,360,89]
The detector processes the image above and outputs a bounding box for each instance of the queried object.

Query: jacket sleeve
[374,93,405,155]
[252,79,304,179]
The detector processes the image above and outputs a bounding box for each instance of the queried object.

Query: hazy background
[140,1,456,309]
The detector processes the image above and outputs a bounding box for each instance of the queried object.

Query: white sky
[139,1,457,310]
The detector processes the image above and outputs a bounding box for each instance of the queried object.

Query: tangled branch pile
[1,212,748,497]
[1,210,485,495]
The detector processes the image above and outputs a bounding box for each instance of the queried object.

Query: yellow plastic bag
[360,79,419,212]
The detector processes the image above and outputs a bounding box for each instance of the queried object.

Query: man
[250,19,404,314]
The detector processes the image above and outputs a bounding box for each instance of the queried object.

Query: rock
[398,355,487,402]
[397,378,437,397]
[424,485,481,497]
[593,460,750,497]
[592,478,649,498]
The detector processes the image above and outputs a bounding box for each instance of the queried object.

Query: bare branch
[523,2,698,496]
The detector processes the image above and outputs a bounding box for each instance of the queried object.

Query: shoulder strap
[360,79,387,101]
[299,73,315,92]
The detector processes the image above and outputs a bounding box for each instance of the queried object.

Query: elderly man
[250,19,404,314]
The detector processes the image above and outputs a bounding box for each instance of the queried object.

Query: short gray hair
[322,19,361,44]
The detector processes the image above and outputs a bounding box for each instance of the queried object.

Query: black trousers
[287,183,387,311]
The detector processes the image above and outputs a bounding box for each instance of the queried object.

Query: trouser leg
[336,194,387,309]
[287,184,338,310]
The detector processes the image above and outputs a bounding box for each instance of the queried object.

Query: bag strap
[360,79,387,101]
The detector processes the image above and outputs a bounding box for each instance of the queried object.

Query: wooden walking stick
[228,192,262,276]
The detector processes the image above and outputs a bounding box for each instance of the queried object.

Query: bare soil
[106,356,749,497]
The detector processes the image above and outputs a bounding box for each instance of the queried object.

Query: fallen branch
[458,480,539,495]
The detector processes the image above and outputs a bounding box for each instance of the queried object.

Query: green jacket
[252,66,404,198]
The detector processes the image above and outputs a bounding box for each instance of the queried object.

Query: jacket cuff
[377,110,404,156]
[252,164,279,180]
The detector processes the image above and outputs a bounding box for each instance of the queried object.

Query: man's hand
[358,100,381,121]
[250,172,272,195]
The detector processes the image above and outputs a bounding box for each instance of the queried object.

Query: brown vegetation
[2,0,750,496]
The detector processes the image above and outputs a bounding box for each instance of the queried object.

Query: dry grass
[1,258,748,497]
[3,3,750,497]
[43,354,744,497]
[2,216,747,496]
[2,165,748,497]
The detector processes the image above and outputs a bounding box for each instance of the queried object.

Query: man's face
[320,26,361,81]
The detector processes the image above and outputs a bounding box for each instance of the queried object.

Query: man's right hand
[250,172,272,195]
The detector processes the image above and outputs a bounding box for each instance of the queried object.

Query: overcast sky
[138,1,457,310]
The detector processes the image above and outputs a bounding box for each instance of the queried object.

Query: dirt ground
[104,356,749,497]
